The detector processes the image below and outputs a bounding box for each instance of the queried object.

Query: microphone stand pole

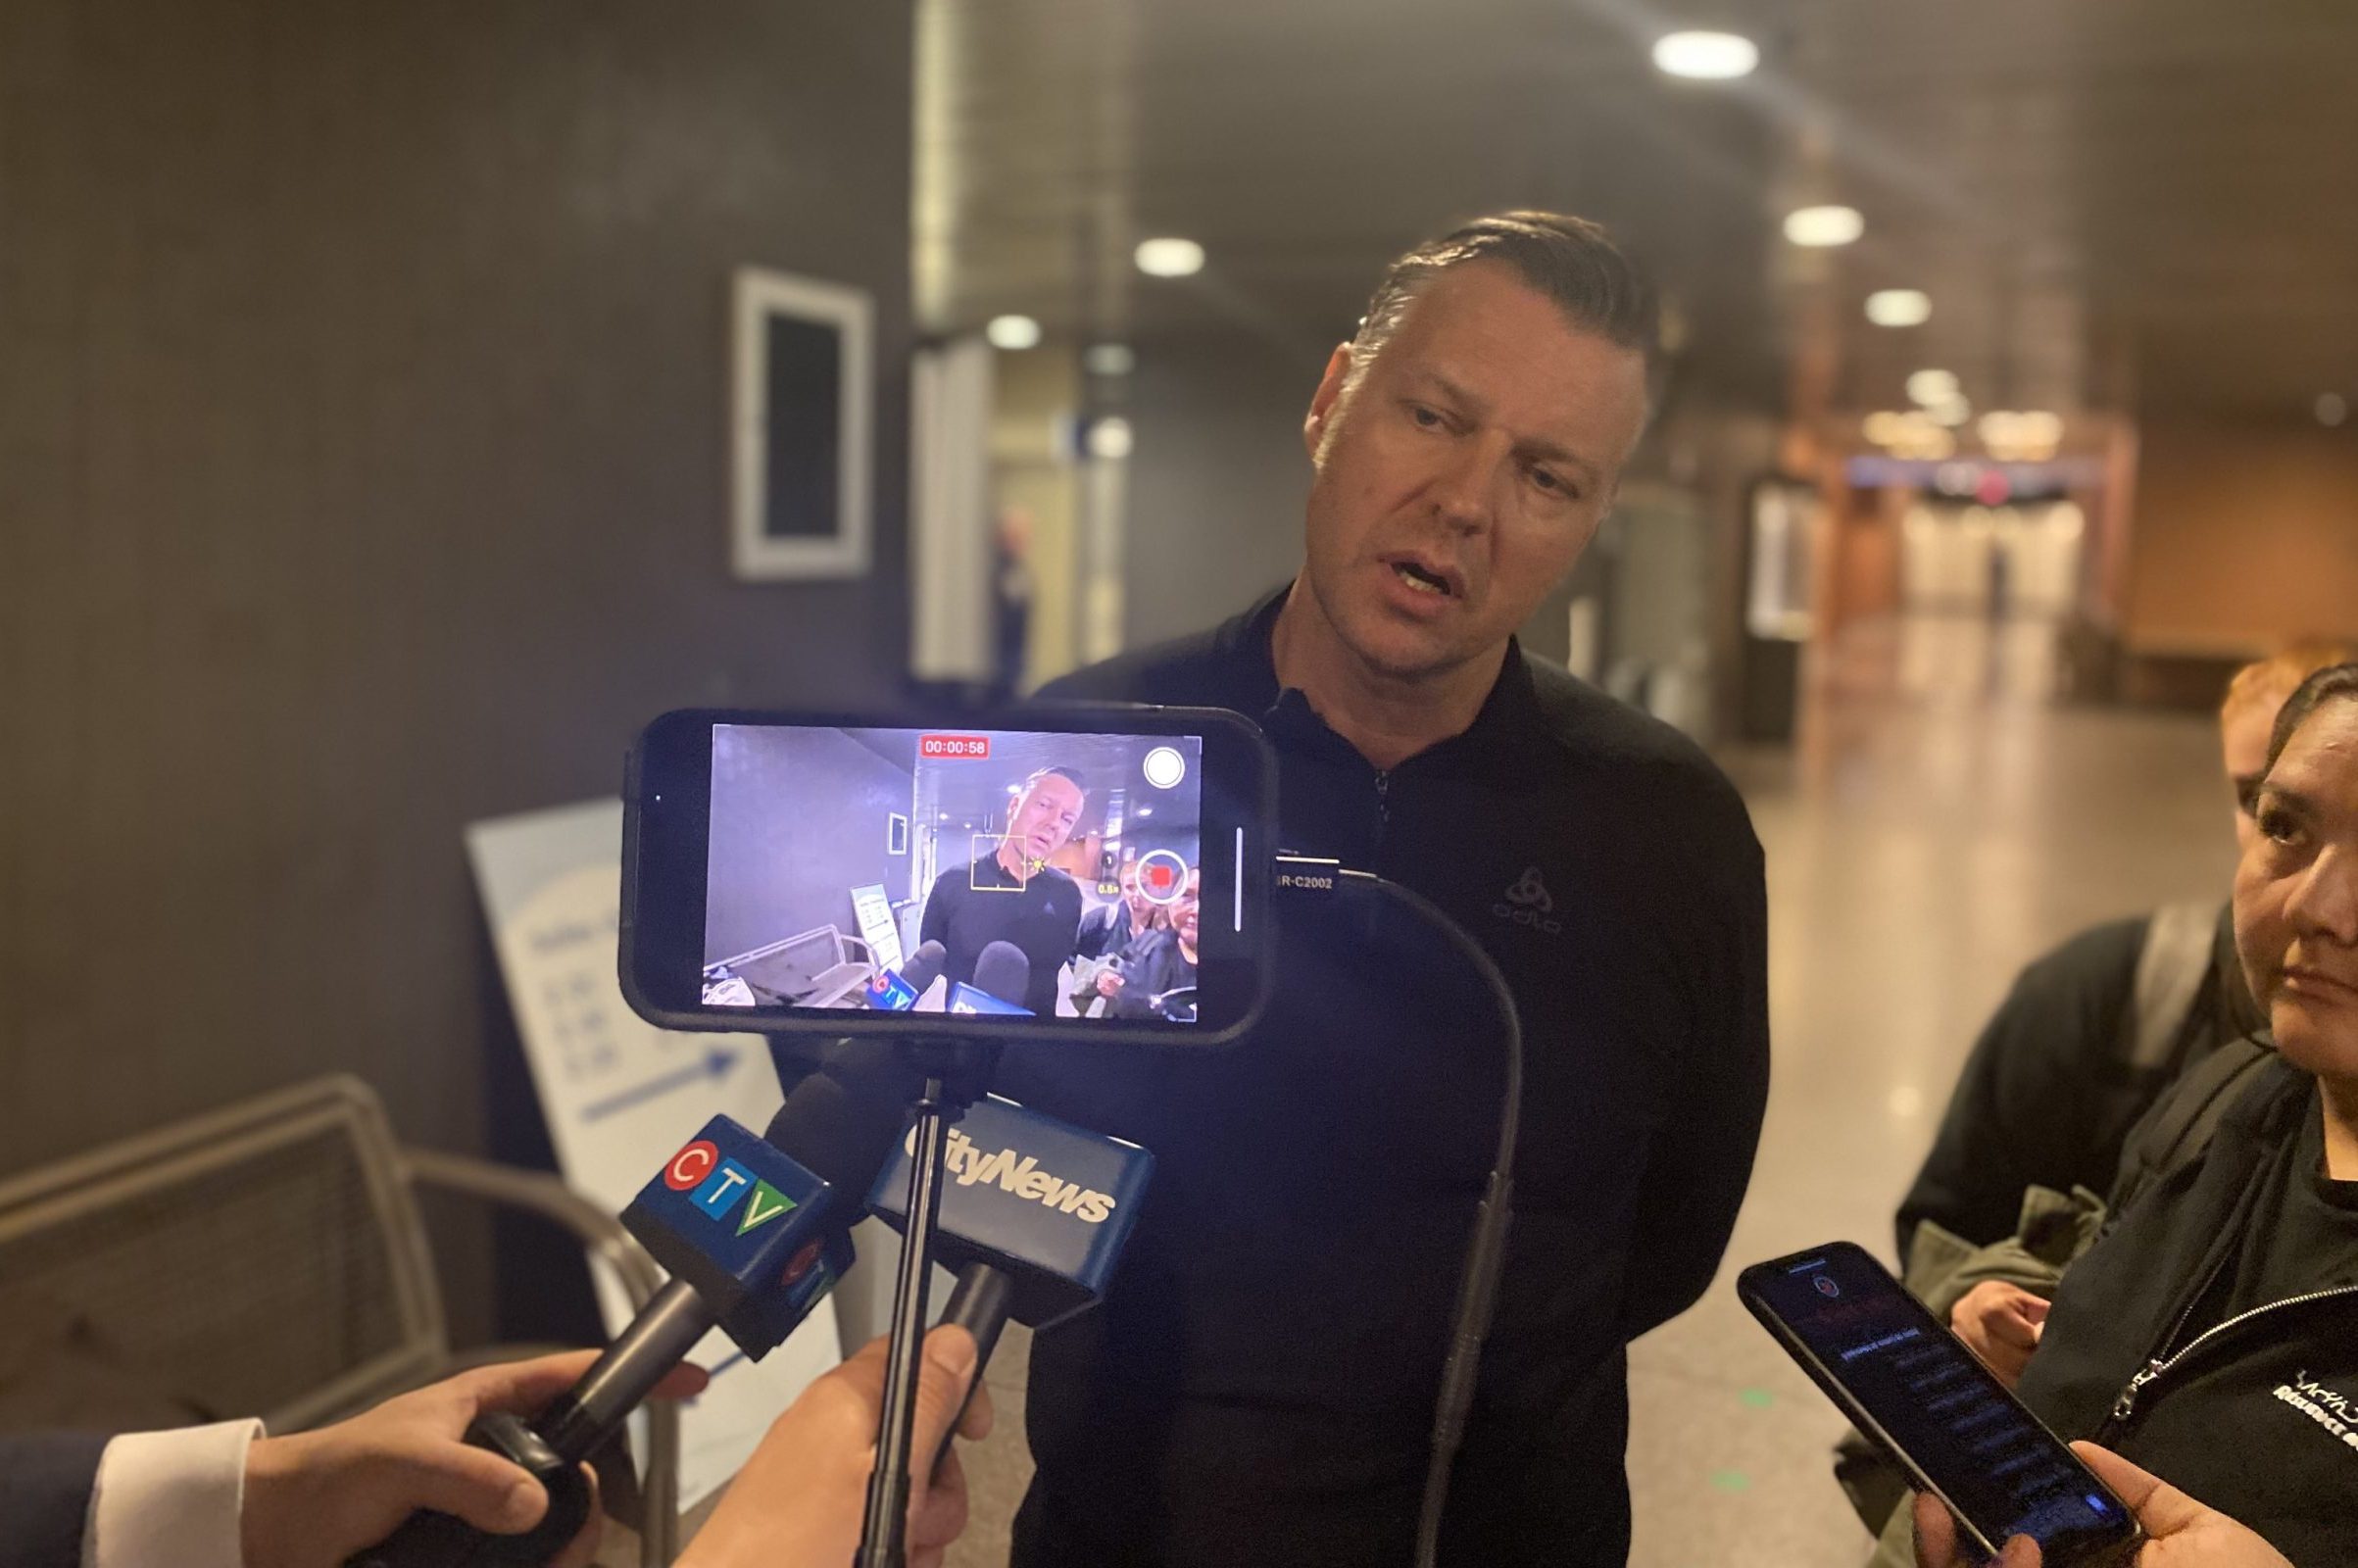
[855,1037,1000,1568]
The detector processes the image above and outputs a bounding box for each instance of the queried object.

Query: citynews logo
[909,1126,1118,1224]
[1494,865,1562,935]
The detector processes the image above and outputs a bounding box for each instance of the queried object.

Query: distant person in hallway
[1899,641,2356,1270]
[918,764,1087,1015]
[998,212,1768,1568]
[1895,662,2358,1568]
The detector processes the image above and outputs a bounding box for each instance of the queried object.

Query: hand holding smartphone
[1740,1242,2141,1567]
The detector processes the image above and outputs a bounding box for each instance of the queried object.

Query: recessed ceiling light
[1087,416,1135,461]
[1927,396,1973,428]
[1906,368,1960,406]
[1134,237,1205,277]
[1085,343,1136,376]
[1865,289,1932,328]
[1783,205,1863,247]
[986,314,1042,351]
[2318,392,2349,427]
[1651,30,1758,80]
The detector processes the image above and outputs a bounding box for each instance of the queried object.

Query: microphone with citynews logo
[867,1093,1154,1466]
[346,1069,906,1568]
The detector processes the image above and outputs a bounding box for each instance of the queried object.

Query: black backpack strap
[2119,901,2224,1071]
[2106,1034,2273,1221]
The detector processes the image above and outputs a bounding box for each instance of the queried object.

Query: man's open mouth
[1389,559,1454,597]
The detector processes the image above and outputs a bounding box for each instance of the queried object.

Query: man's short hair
[2223,640,2357,729]
[1347,211,1660,393]
[1022,765,1087,796]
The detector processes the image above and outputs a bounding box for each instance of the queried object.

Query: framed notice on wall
[731,268,873,580]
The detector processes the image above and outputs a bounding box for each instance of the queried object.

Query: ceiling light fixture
[1927,396,1973,428]
[1134,237,1205,277]
[986,314,1042,351]
[1783,205,1863,247]
[1651,30,1758,79]
[1086,416,1135,461]
[2318,392,2349,428]
[1865,289,1932,327]
[1906,368,1960,407]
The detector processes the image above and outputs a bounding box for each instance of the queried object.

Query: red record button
[1136,849,1190,906]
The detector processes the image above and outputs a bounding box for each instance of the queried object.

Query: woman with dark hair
[1914,664,2358,1567]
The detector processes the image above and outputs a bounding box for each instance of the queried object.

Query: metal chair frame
[0,1075,681,1565]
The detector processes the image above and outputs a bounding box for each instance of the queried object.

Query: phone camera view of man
[700,725,1209,1027]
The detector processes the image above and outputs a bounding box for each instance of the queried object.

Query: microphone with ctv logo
[948,940,1032,1014]
[347,1066,912,1568]
[863,938,948,1011]
[867,1094,1154,1464]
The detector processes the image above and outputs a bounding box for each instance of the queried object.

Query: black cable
[1277,858,1524,1568]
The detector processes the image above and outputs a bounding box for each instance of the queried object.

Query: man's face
[2222,693,2283,856]
[1174,871,1201,948]
[1299,261,1650,682]
[2234,699,2358,1083]
[1007,774,1084,863]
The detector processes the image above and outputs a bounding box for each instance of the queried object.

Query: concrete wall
[0,0,914,1338]
[706,729,916,966]
[1119,332,1316,649]
[2125,422,2358,652]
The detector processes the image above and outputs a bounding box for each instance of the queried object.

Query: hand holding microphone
[868,1092,1154,1469]
[247,1353,708,1568]
[677,1326,994,1568]
[348,1047,915,1568]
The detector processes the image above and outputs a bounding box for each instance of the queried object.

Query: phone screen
[621,708,1272,1044]
[1741,1243,2137,1562]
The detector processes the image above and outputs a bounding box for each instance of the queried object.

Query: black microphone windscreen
[760,1041,925,1210]
[900,939,949,997]
[972,941,1031,1006]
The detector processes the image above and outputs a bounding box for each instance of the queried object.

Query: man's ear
[1302,342,1356,462]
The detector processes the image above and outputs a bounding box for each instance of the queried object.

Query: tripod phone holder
[854,1034,1005,1568]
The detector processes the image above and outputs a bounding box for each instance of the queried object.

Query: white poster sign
[849,882,905,975]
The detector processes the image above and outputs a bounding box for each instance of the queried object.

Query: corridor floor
[1625,616,2236,1565]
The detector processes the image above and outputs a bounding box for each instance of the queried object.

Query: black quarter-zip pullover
[1000,588,1770,1567]
[2015,1055,2358,1566]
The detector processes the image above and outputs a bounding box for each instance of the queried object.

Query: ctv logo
[663,1139,799,1237]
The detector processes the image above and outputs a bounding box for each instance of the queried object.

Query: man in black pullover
[999,213,1769,1567]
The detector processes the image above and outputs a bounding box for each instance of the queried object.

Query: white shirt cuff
[85,1419,262,1568]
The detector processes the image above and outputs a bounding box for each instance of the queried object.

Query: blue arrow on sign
[582,1047,740,1123]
